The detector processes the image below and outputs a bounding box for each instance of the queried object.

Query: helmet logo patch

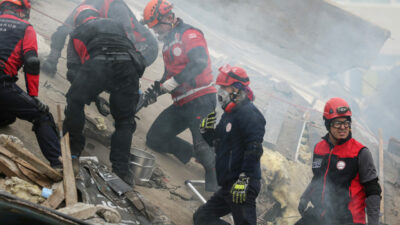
[336,160,346,170]
[226,122,232,132]
[173,47,182,56]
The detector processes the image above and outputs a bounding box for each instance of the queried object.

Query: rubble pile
[3,177,45,204]
[0,134,173,224]
[257,148,312,225]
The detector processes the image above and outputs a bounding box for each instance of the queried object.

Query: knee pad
[115,118,136,133]
[0,116,16,127]
[24,52,40,75]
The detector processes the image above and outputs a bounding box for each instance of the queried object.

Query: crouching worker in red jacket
[0,0,62,169]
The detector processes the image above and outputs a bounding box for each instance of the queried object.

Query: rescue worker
[63,5,145,185]
[42,0,157,77]
[295,97,381,225]
[0,0,62,169]
[142,0,218,192]
[193,65,265,225]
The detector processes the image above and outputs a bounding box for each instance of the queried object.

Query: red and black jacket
[309,135,367,224]
[162,19,216,106]
[67,18,145,82]
[96,0,158,66]
[68,18,135,64]
[0,14,39,96]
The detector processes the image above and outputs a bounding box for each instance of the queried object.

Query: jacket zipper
[321,149,334,202]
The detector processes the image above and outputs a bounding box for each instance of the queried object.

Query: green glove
[200,111,216,133]
[231,173,249,204]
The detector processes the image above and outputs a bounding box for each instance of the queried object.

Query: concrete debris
[84,115,112,147]
[58,203,98,220]
[96,205,121,223]
[95,117,108,131]
[257,148,311,225]
[0,134,24,148]
[140,166,169,189]
[297,144,312,165]
[4,177,45,204]
[170,188,193,201]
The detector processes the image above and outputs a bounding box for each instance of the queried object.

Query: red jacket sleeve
[23,25,39,96]
[181,29,207,53]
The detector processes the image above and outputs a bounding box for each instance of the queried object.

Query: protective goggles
[331,120,351,129]
[336,106,350,114]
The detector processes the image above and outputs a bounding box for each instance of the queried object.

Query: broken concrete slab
[57,203,98,220]
[170,188,193,201]
[96,205,121,223]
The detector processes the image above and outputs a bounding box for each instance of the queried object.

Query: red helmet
[323,97,352,120]
[143,0,173,28]
[0,0,31,9]
[73,4,99,27]
[216,64,250,87]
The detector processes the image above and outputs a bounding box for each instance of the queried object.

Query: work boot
[113,169,135,187]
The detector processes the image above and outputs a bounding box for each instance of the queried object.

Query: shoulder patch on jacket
[312,158,322,168]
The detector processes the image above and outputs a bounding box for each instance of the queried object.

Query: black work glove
[298,197,309,216]
[95,96,110,116]
[143,81,163,107]
[231,173,250,204]
[32,96,49,113]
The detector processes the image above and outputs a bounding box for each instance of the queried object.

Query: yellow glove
[200,111,216,133]
[231,173,249,204]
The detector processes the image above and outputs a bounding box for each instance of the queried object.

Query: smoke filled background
[19,0,400,224]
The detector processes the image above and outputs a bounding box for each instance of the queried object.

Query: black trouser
[0,80,61,166]
[193,179,261,225]
[63,59,139,176]
[146,93,216,164]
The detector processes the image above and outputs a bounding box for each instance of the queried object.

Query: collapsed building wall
[174,0,390,75]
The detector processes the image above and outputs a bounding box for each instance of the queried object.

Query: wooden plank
[378,128,385,223]
[42,181,65,209]
[62,133,78,206]
[17,164,52,188]
[0,154,30,182]
[57,105,78,206]
[0,145,43,175]
[2,141,62,181]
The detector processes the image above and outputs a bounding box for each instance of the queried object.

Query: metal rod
[185,180,207,204]
[187,180,205,185]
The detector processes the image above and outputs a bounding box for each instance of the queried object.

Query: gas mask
[217,88,230,108]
